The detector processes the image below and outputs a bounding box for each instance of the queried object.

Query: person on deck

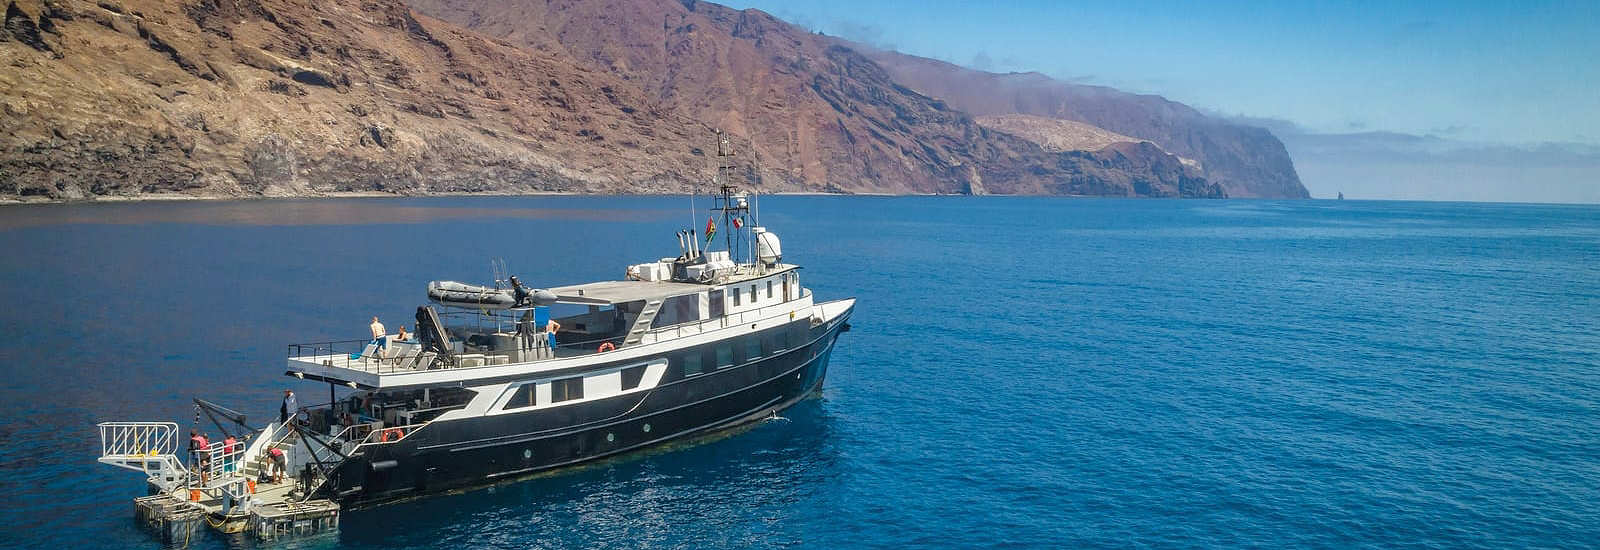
[510,276,533,307]
[396,325,409,342]
[222,435,238,473]
[268,447,287,483]
[370,316,388,351]
[191,431,211,483]
[545,318,561,351]
[281,389,298,424]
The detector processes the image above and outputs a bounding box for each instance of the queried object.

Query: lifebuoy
[380,428,404,442]
[597,342,616,353]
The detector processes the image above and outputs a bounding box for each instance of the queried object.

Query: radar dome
[754,228,782,266]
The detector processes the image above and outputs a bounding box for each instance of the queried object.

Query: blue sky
[719,0,1600,202]
[722,0,1598,145]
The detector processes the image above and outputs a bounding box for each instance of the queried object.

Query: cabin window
[731,287,741,307]
[771,330,788,352]
[503,383,536,410]
[750,284,758,303]
[682,353,703,376]
[767,280,774,299]
[745,336,762,361]
[551,377,584,402]
[716,345,733,368]
[621,365,646,390]
[708,290,724,318]
[656,294,702,326]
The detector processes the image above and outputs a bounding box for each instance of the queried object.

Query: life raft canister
[597,342,616,353]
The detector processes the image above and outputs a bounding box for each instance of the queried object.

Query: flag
[732,217,744,229]
[705,216,716,245]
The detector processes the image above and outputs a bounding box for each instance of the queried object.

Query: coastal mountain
[1,0,1279,200]
[857,52,1310,198]
[405,0,1221,197]
[0,0,722,198]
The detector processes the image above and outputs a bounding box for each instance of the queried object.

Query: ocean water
[1,196,1597,549]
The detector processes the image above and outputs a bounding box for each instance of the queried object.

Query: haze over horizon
[725,0,1600,204]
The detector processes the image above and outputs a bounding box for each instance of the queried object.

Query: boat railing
[354,421,429,446]
[287,294,808,374]
[640,289,813,345]
[98,421,180,460]
[189,439,248,490]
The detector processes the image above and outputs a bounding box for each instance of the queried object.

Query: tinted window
[716,345,733,368]
[683,353,703,376]
[621,365,646,390]
[767,280,773,299]
[504,384,536,410]
[708,290,724,318]
[771,330,788,352]
[731,287,741,306]
[750,285,758,303]
[656,294,701,326]
[745,337,762,361]
[551,377,584,402]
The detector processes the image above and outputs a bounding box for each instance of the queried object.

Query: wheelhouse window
[655,294,702,327]
[503,383,536,410]
[716,345,733,368]
[621,365,646,390]
[551,377,584,402]
[745,336,762,361]
[682,353,703,376]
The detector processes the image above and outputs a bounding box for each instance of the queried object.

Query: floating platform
[132,484,340,542]
[249,499,341,540]
[133,494,204,544]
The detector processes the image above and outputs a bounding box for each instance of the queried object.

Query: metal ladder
[98,422,189,493]
[623,298,664,346]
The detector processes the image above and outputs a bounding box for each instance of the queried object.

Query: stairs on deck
[623,298,664,346]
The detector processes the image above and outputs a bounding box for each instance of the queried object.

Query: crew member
[281,389,298,424]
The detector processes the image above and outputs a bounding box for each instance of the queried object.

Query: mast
[709,130,752,265]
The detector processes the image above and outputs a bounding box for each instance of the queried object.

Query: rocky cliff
[857,52,1311,198]
[0,0,735,199]
[0,0,1234,200]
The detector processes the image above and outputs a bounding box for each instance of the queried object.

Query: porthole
[642,423,652,433]
[606,432,615,442]
[523,449,531,459]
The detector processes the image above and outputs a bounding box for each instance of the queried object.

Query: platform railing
[189,440,247,490]
[99,421,180,460]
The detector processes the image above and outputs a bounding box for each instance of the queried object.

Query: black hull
[329,309,851,506]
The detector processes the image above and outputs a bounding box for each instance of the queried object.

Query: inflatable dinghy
[426,281,555,310]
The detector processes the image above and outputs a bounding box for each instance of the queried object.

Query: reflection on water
[334,399,839,550]
[0,197,679,229]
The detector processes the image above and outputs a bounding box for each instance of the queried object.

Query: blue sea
[1,197,1597,549]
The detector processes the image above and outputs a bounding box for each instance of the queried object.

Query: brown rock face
[406,0,1225,197]
[0,0,722,199]
[1,0,1231,200]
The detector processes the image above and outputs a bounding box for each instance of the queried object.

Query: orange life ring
[381,428,404,442]
[597,342,616,353]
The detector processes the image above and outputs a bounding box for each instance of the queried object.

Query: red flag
[732,217,744,229]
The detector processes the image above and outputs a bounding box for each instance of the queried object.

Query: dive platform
[98,418,342,543]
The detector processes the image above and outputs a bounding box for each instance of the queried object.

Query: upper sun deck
[286,266,815,390]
